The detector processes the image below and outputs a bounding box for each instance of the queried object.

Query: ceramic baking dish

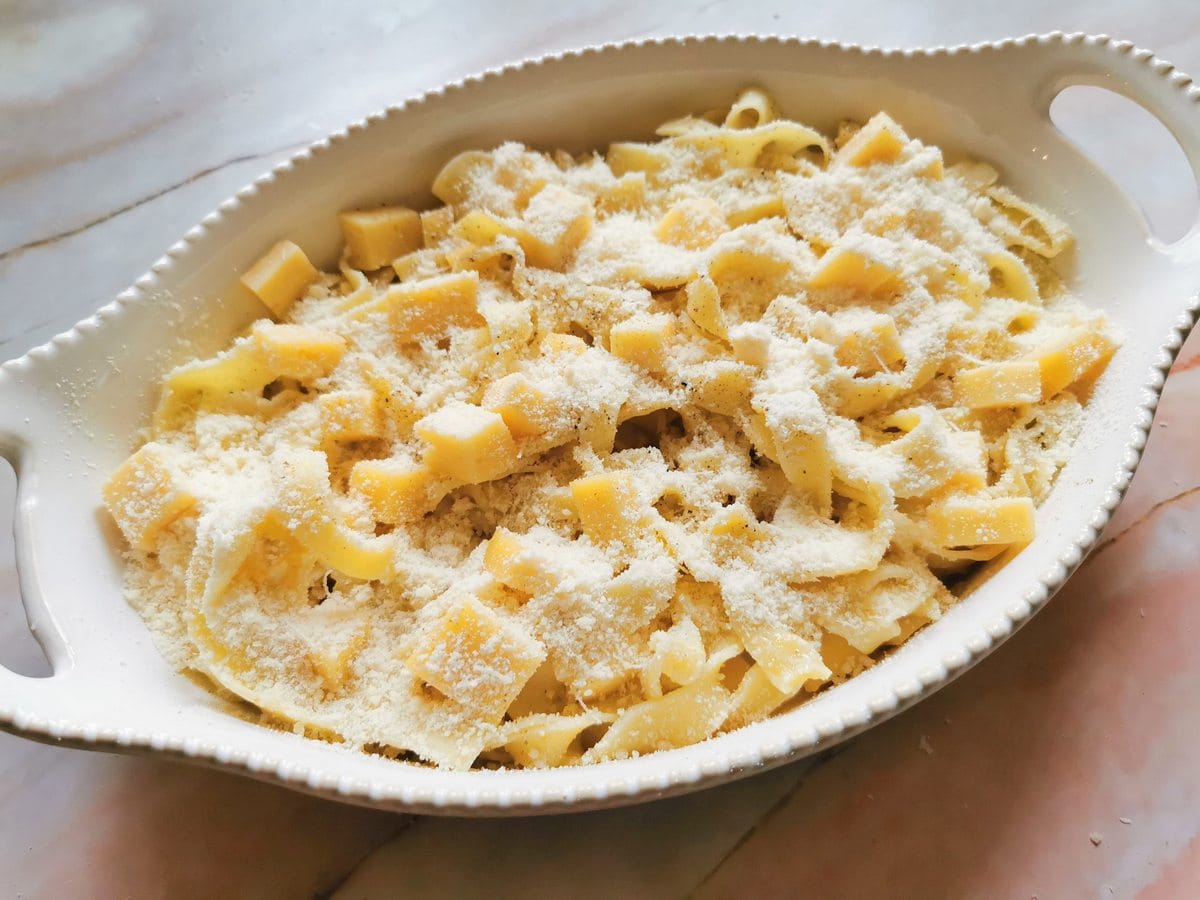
[1,33,1197,815]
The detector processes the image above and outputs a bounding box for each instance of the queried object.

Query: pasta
[103,90,1117,770]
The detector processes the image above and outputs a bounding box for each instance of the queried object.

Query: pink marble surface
[2,2,1199,897]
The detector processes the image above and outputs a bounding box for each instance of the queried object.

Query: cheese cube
[928,495,1035,547]
[569,472,641,546]
[386,272,484,341]
[808,242,900,295]
[251,322,346,382]
[339,206,423,271]
[415,402,518,484]
[240,240,320,317]
[655,198,726,250]
[520,185,594,270]
[102,443,197,551]
[1031,327,1117,398]
[609,313,675,373]
[484,528,557,596]
[483,373,555,439]
[406,596,545,720]
[452,209,508,247]
[318,390,384,442]
[836,112,907,167]
[956,360,1043,409]
[349,457,435,524]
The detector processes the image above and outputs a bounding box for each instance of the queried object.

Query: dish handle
[0,366,77,721]
[1023,34,1200,266]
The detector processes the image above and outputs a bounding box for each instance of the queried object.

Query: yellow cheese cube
[928,495,1035,546]
[339,206,423,271]
[415,402,519,484]
[406,596,545,720]
[384,272,484,341]
[483,373,556,439]
[520,185,594,270]
[541,333,588,356]
[102,442,197,551]
[655,197,726,250]
[956,360,1043,409]
[349,457,435,524]
[836,112,907,167]
[484,528,558,596]
[569,472,642,546]
[609,313,675,373]
[318,390,384,442]
[452,209,509,246]
[240,240,320,317]
[251,322,346,382]
[1031,327,1117,398]
[808,243,900,295]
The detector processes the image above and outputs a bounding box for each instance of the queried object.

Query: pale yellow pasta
[104,91,1117,770]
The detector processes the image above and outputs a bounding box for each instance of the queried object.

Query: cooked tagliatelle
[103,89,1117,769]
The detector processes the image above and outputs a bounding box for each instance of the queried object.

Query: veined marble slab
[1,2,1198,896]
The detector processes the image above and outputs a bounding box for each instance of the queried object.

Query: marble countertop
[2,2,1198,897]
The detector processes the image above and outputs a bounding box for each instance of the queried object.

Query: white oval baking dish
[0,33,1197,816]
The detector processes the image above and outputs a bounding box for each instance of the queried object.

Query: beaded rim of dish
[0,31,1197,814]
